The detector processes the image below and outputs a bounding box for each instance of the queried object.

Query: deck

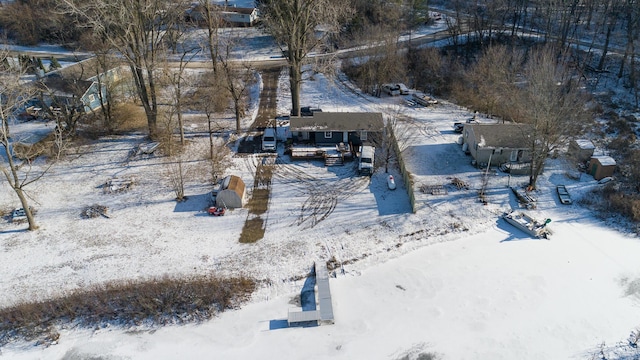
[287,262,335,326]
[289,144,352,166]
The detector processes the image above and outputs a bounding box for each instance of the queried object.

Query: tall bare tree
[163,46,201,145]
[218,50,255,134]
[191,71,229,160]
[0,53,62,230]
[60,0,188,139]
[515,46,591,188]
[258,0,353,116]
[193,0,223,75]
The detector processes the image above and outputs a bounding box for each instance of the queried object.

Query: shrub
[111,103,148,133]
[0,275,256,346]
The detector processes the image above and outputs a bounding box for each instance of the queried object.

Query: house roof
[573,139,595,150]
[591,155,616,166]
[466,123,533,149]
[40,76,94,99]
[290,112,384,132]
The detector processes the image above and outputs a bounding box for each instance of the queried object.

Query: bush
[111,103,148,133]
[0,275,256,346]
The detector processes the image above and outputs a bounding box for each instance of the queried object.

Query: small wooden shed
[216,175,245,209]
[588,156,616,180]
[568,139,595,162]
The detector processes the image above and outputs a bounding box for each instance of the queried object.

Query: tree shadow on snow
[173,193,210,213]
[268,268,319,330]
[371,172,413,215]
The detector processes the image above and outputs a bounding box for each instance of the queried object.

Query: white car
[387,175,397,190]
[11,208,27,222]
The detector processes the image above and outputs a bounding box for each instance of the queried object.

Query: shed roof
[591,155,616,166]
[290,112,384,132]
[467,123,533,149]
[225,175,245,198]
[573,139,595,150]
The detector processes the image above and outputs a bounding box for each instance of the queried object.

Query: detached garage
[215,175,246,209]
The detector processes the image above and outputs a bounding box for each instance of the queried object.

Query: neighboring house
[289,112,384,148]
[215,175,246,209]
[39,75,105,113]
[185,4,259,27]
[37,61,126,114]
[568,139,595,163]
[462,123,533,166]
[588,155,616,180]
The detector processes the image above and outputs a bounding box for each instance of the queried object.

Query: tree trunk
[289,63,301,116]
[208,114,214,160]
[15,187,37,230]
[234,100,241,134]
[598,23,613,71]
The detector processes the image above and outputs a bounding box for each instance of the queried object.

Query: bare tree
[258,0,353,116]
[376,106,421,173]
[193,0,223,75]
[190,71,230,160]
[218,37,256,134]
[0,54,62,230]
[35,75,90,138]
[164,157,188,201]
[163,46,201,145]
[344,24,406,97]
[515,45,591,189]
[463,45,523,120]
[60,0,188,139]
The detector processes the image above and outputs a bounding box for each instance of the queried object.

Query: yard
[1,55,639,360]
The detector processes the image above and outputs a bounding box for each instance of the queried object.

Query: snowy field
[2,21,640,360]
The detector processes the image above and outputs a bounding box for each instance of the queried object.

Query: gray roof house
[462,123,534,166]
[289,112,384,146]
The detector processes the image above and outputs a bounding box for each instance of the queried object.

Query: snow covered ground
[2,21,640,360]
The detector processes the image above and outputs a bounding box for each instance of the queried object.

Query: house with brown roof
[462,123,534,166]
[289,112,384,148]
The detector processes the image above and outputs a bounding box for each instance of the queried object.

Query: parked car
[291,106,322,116]
[382,84,401,96]
[208,207,226,216]
[556,185,573,205]
[358,146,375,176]
[261,127,277,152]
[397,83,410,95]
[11,208,27,222]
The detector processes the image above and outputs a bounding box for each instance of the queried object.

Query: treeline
[0,0,82,45]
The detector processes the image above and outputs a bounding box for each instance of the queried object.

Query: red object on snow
[387,175,396,190]
[208,207,226,216]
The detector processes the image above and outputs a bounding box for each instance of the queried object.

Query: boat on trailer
[502,211,551,239]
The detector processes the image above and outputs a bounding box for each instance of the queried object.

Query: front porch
[289,143,353,166]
